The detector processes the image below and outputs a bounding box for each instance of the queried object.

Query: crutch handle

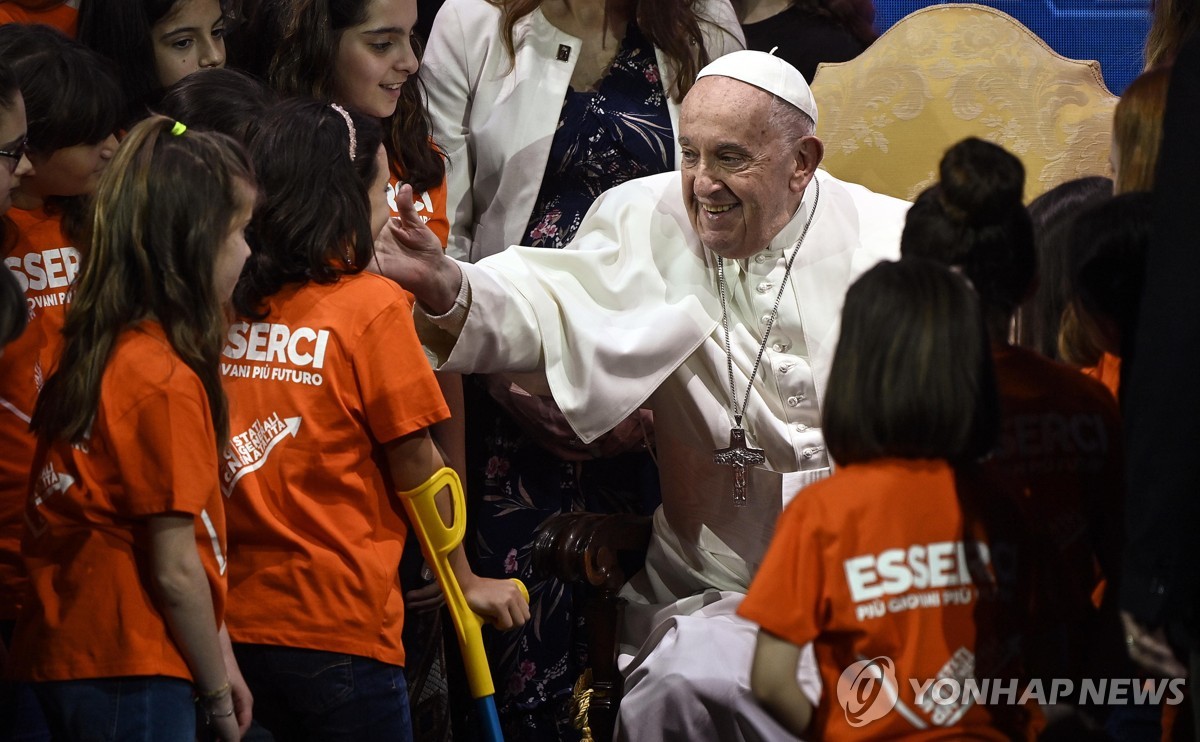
[397,467,528,700]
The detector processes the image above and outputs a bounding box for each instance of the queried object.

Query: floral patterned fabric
[523,22,675,249]
[467,401,659,739]
[467,21,670,742]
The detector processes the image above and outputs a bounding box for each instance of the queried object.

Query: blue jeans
[0,619,51,742]
[32,677,196,742]
[233,644,412,742]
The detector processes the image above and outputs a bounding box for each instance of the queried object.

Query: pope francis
[381,50,910,741]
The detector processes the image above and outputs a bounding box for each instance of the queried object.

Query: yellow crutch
[398,467,528,742]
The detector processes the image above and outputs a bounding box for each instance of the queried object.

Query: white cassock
[417,168,908,740]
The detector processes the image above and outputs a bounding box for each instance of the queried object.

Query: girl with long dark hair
[220,99,527,741]
[12,116,256,742]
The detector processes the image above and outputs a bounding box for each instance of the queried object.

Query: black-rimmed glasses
[0,137,28,174]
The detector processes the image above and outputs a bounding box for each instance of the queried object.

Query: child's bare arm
[750,629,813,736]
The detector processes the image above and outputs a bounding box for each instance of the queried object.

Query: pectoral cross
[713,427,766,507]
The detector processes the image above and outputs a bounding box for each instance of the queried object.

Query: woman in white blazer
[421,1,743,738]
[424,0,744,262]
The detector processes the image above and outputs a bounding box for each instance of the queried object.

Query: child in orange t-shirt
[0,57,36,742]
[741,258,1034,740]
[238,11,467,678]
[221,99,527,740]
[0,23,121,630]
[0,41,119,742]
[0,44,119,739]
[10,117,256,742]
[1062,192,1176,739]
[230,0,450,247]
[1067,191,1151,404]
[902,139,1130,700]
[230,9,458,728]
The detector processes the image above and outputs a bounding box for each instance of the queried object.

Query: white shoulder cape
[422,169,908,443]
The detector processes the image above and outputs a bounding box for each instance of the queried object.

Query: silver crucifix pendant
[713,427,766,506]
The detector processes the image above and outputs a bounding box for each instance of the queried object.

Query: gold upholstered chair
[810,3,1118,202]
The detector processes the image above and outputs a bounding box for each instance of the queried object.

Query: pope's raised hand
[372,183,461,315]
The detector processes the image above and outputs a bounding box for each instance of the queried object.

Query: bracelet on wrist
[197,681,231,702]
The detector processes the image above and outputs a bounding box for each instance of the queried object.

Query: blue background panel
[875,0,1152,95]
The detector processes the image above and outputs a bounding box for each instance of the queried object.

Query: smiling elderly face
[678,76,817,260]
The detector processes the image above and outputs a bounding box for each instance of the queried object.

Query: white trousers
[614,510,821,741]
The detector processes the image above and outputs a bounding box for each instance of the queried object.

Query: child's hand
[405,580,447,612]
[463,576,530,630]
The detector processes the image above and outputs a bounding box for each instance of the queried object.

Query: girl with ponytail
[902,137,1128,701]
[13,116,256,742]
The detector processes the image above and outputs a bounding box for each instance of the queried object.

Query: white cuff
[422,262,470,332]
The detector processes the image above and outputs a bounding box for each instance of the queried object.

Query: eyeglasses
[0,137,28,174]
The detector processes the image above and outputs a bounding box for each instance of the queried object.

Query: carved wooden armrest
[532,512,653,591]
[532,512,652,742]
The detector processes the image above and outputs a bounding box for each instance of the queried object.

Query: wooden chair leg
[533,512,653,742]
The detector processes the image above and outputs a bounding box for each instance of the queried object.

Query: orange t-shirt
[0,2,78,36]
[9,322,227,682]
[990,344,1124,677]
[740,459,1034,741]
[0,207,78,619]
[219,271,449,666]
[1081,351,1121,400]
